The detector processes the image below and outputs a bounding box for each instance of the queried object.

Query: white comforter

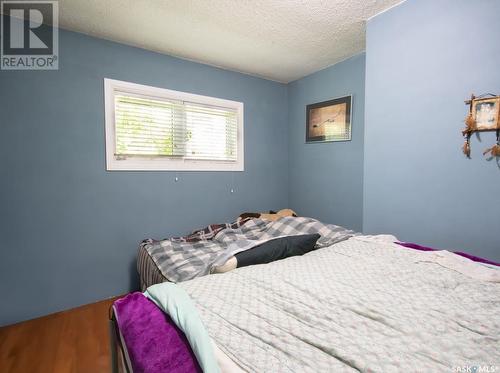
[179,236,500,373]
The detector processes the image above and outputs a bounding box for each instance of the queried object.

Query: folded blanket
[113,292,202,373]
[143,216,355,282]
[145,283,220,373]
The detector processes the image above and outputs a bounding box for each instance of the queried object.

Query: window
[104,79,244,171]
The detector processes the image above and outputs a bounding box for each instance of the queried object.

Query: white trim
[104,78,244,171]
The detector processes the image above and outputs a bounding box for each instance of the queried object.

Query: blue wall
[364,0,500,260]
[288,54,366,231]
[0,27,288,325]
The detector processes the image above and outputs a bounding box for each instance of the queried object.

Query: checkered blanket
[170,218,252,243]
[142,217,355,283]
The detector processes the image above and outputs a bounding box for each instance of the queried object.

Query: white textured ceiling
[56,0,402,83]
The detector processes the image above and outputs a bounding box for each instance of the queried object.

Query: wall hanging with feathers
[462,93,500,158]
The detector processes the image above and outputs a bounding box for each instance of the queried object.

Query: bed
[137,244,168,291]
[115,217,500,373]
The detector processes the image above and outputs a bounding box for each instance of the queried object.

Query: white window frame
[104,78,244,171]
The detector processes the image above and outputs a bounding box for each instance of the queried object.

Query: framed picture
[472,96,500,130]
[306,95,352,143]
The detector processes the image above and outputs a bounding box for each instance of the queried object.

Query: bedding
[113,289,244,373]
[113,292,202,373]
[143,216,354,283]
[170,236,500,372]
[137,219,253,290]
[144,284,220,373]
[396,241,500,267]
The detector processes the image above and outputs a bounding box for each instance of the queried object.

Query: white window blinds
[104,78,244,171]
[114,94,238,161]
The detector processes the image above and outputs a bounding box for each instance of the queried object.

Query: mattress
[137,244,168,291]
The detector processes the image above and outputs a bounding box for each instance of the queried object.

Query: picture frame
[306,95,352,143]
[472,96,500,130]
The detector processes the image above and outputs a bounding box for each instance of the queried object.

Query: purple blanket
[113,292,201,373]
[396,242,500,267]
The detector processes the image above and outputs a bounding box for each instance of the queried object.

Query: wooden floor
[0,296,121,373]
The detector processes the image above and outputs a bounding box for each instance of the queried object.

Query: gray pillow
[235,233,321,268]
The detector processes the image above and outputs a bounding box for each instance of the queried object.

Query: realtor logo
[1,0,58,70]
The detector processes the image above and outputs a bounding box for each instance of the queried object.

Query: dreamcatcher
[462,93,500,158]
